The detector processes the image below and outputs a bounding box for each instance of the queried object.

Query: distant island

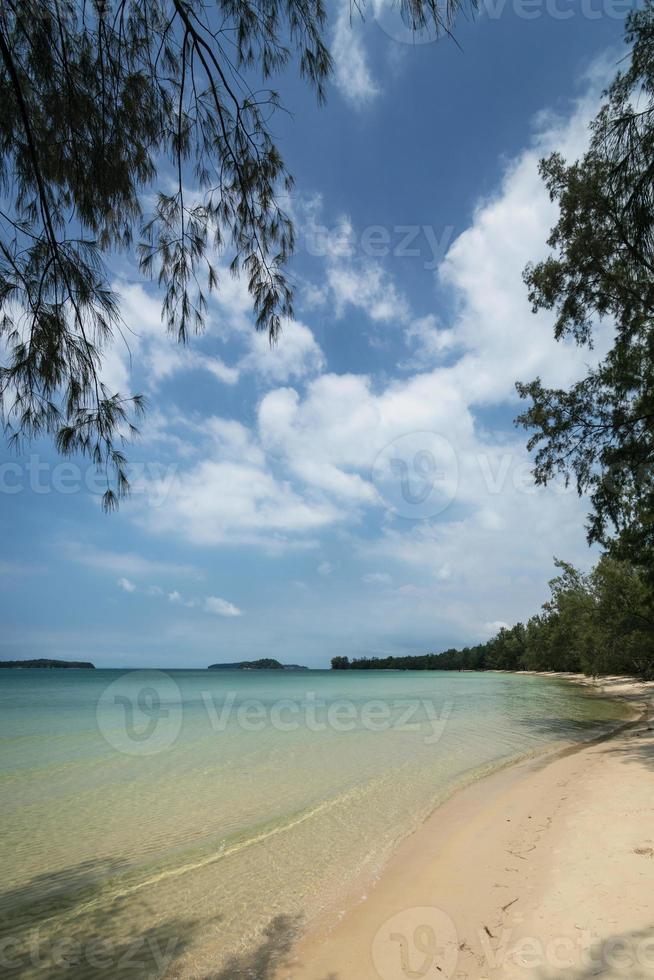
[0,659,96,669]
[208,658,308,670]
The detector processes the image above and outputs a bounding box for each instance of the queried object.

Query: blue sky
[0,2,630,667]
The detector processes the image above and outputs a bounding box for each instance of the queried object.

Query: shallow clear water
[0,668,629,977]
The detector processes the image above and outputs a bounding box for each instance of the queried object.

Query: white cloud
[317,561,333,576]
[205,596,242,617]
[331,2,379,107]
[113,579,241,617]
[298,199,452,363]
[237,317,325,382]
[143,456,339,547]
[110,278,324,397]
[327,261,410,323]
[400,315,457,369]
[99,339,132,395]
[299,280,329,311]
[137,416,341,548]
[209,278,326,383]
[436,84,612,406]
[116,282,241,388]
[148,345,239,387]
[258,370,472,503]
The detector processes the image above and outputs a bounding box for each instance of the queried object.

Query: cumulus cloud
[257,369,472,507]
[137,417,341,548]
[108,275,325,399]
[327,261,411,323]
[205,596,242,617]
[108,282,241,392]
[237,317,325,382]
[436,84,612,405]
[400,315,457,369]
[142,455,340,548]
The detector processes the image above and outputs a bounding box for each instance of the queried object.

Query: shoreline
[275,672,654,980]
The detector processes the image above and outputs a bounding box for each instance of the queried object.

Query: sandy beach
[277,675,654,980]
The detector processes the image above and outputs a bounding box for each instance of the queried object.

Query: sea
[0,667,629,977]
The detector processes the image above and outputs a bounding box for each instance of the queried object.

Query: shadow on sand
[0,862,337,980]
[204,913,339,980]
[210,913,301,979]
[0,857,206,978]
[525,924,654,980]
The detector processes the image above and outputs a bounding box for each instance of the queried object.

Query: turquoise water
[0,669,628,977]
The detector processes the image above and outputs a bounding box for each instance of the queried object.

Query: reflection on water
[0,669,629,977]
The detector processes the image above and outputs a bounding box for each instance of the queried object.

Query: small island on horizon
[208,658,309,671]
[0,659,96,669]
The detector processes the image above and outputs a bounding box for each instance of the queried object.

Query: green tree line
[332,555,654,679]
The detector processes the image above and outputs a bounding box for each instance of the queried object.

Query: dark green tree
[484,623,526,671]
[0,0,471,508]
[517,4,654,571]
[590,555,654,678]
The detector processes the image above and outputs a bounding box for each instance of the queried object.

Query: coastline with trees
[332,555,654,679]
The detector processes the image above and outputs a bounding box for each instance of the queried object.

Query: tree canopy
[0,0,471,508]
[517,3,654,573]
